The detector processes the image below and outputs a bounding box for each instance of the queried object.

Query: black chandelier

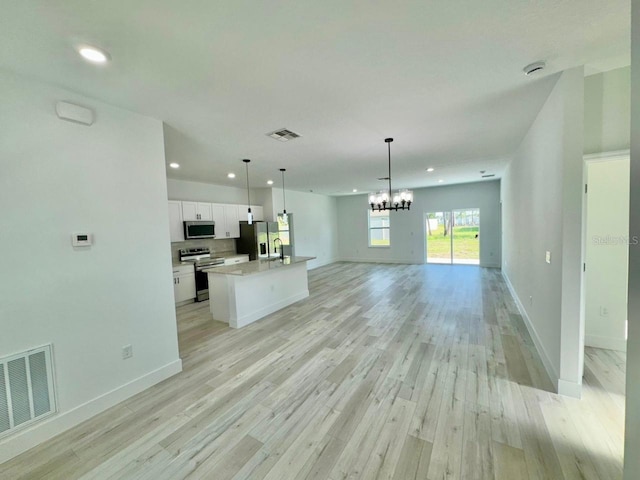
[368,138,413,211]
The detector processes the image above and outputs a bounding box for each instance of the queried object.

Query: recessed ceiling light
[78,46,110,64]
[438,179,444,183]
[352,189,358,193]
[426,167,434,172]
[267,180,274,185]
[227,173,236,179]
[169,163,180,169]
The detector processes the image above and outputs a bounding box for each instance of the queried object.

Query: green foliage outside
[427,225,479,259]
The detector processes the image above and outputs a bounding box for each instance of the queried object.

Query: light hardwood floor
[1,263,625,479]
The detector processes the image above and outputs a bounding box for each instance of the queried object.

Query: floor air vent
[0,345,56,438]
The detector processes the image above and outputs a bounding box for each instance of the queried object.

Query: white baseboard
[502,271,559,392]
[0,359,183,464]
[308,258,339,270]
[558,379,582,399]
[339,257,416,264]
[585,334,627,352]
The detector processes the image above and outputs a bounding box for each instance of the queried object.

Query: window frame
[368,209,391,248]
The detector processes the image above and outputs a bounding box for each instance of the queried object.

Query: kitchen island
[205,256,315,328]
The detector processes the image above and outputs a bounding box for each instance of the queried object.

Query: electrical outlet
[545,251,551,264]
[122,344,133,360]
[600,306,609,317]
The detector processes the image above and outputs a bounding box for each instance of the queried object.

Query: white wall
[584,66,631,154]
[585,156,630,352]
[624,3,640,477]
[337,180,501,267]
[501,67,584,397]
[167,177,268,206]
[271,189,339,270]
[0,71,181,461]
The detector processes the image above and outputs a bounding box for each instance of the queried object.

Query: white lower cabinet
[173,265,195,304]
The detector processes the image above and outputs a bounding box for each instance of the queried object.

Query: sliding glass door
[426,208,480,265]
[426,212,452,264]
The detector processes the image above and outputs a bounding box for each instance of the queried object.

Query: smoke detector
[523,61,546,76]
[267,128,302,142]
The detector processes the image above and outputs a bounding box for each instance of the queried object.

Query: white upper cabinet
[238,204,264,222]
[168,201,185,242]
[196,202,213,221]
[182,201,212,221]
[211,204,225,237]
[253,205,264,222]
[170,200,259,242]
[181,201,198,221]
[224,204,240,238]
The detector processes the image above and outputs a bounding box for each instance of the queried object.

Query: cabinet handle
[177,277,180,284]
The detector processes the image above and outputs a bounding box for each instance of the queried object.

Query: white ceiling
[0,1,630,195]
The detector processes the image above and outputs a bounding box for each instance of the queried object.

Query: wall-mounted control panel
[72,233,93,247]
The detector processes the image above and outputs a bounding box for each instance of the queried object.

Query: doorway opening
[426,208,480,265]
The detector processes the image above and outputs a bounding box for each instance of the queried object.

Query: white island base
[206,257,314,328]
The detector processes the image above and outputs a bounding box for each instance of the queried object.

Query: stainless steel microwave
[184,221,215,239]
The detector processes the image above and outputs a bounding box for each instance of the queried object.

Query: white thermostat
[72,233,93,247]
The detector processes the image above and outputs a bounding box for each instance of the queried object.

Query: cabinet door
[223,205,240,238]
[168,201,185,242]
[211,204,226,237]
[181,201,198,221]
[253,206,264,222]
[197,203,213,221]
[174,273,196,303]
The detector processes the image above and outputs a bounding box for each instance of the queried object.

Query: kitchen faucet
[273,238,284,260]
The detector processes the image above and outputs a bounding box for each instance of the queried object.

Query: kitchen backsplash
[171,238,236,262]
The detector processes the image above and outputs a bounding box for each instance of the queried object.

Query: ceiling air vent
[267,128,302,142]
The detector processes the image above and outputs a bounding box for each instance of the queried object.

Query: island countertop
[203,256,316,276]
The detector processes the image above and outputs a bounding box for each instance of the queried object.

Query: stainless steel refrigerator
[236,221,280,260]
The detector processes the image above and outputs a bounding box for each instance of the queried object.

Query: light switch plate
[545,251,551,264]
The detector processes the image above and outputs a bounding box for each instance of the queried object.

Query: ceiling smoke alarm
[523,61,546,76]
[267,128,302,142]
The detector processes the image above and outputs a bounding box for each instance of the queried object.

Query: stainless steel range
[179,248,224,302]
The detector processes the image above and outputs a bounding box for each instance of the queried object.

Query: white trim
[0,359,182,464]
[501,270,559,391]
[581,150,630,376]
[558,379,582,399]
[308,258,338,270]
[585,334,627,352]
[583,149,630,162]
[339,257,416,265]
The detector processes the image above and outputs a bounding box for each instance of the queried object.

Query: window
[368,210,390,247]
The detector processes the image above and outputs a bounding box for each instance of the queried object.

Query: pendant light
[279,168,288,224]
[243,159,253,224]
[368,138,413,211]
